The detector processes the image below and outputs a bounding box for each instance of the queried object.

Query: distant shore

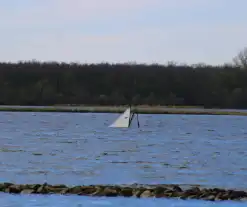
[0,105,247,116]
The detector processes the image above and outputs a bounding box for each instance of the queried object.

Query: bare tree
[233,47,247,69]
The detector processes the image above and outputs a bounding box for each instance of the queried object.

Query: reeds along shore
[0,105,247,116]
[1,182,247,201]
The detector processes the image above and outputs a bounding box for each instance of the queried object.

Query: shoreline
[0,105,247,116]
[1,182,247,201]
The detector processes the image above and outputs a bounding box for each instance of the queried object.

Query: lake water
[1,112,247,206]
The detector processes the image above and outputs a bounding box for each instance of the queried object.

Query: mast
[128,78,140,128]
[134,78,140,128]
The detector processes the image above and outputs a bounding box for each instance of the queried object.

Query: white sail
[109,107,131,128]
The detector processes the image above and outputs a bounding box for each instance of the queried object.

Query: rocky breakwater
[1,182,247,201]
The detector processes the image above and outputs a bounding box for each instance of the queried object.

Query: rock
[21,189,35,194]
[215,191,234,201]
[204,195,215,201]
[46,186,68,194]
[163,191,174,197]
[171,191,184,198]
[153,186,166,195]
[68,186,82,194]
[3,182,14,188]
[240,197,247,201]
[60,188,69,194]
[164,189,174,193]
[36,185,48,194]
[140,190,153,198]
[179,187,201,199]
[79,186,97,196]
[155,193,166,198]
[228,190,247,199]
[185,187,201,195]
[215,192,223,201]
[1,182,247,201]
[213,188,226,193]
[120,187,133,197]
[188,194,200,199]
[7,185,23,194]
[91,186,105,196]
[4,188,10,193]
[52,184,68,188]
[173,185,182,192]
[25,184,41,191]
[0,183,4,191]
[1,182,13,192]
[201,188,211,193]
[102,187,118,197]
[199,192,210,199]
[221,192,232,200]
[167,191,184,199]
[133,188,146,198]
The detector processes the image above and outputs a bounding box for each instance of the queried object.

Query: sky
[0,0,247,65]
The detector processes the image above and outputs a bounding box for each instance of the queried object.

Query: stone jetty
[1,182,247,201]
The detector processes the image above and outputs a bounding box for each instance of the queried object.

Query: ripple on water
[2,193,247,207]
[1,112,247,206]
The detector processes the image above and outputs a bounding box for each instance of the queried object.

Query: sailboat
[109,106,140,128]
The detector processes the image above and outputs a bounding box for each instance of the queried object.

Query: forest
[0,59,247,109]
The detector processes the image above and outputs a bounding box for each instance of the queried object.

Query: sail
[109,107,131,128]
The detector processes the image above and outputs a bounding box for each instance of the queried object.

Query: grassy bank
[0,105,247,116]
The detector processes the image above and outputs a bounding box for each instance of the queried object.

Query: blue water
[2,193,247,207]
[1,112,247,206]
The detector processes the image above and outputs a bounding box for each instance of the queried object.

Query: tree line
[0,59,247,108]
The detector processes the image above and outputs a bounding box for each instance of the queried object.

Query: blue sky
[0,0,247,65]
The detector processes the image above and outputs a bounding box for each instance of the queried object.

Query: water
[1,112,247,206]
[2,193,247,207]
